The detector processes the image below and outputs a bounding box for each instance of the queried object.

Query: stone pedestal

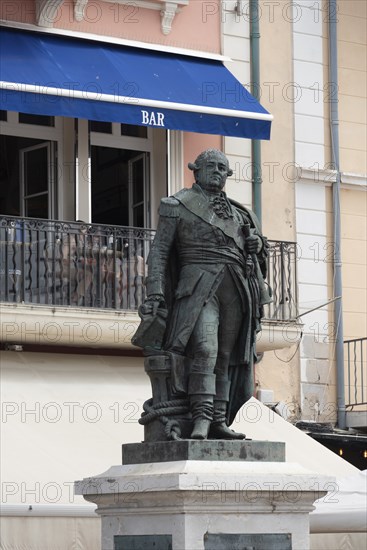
[75,441,333,550]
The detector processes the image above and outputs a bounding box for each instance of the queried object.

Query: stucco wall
[222,2,252,208]
[340,188,367,340]
[259,0,297,242]
[248,0,301,417]
[338,0,367,175]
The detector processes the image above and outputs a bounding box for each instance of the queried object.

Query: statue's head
[188,149,233,193]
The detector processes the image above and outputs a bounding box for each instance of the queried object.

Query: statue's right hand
[141,295,167,316]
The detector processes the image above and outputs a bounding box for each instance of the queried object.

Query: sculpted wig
[188,149,233,178]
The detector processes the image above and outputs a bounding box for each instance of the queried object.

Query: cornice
[36,0,190,35]
[74,0,189,35]
[299,168,366,190]
[340,172,367,190]
[299,167,337,186]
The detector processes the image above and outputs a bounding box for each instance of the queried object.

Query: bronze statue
[133,149,271,441]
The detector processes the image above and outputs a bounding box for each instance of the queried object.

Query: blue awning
[0,27,272,139]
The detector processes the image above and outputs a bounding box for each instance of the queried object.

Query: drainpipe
[249,0,262,226]
[329,0,346,429]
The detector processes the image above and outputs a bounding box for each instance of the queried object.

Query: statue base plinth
[122,439,285,464]
[75,440,333,550]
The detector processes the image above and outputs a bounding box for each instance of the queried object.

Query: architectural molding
[341,172,367,190]
[73,0,189,35]
[168,130,183,195]
[0,302,140,350]
[36,0,190,34]
[0,503,97,517]
[298,167,367,190]
[74,0,88,22]
[160,1,180,35]
[36,0,64,27]
[0,302,301,352]
[299,167,337,186]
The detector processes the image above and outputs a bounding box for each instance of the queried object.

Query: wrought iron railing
[345,337,367,407]
[0,216,298,319]
[264,240,298,321]
[0,217,155,310]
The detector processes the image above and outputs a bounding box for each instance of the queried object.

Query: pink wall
[0,0,37,24]
[1,0,221,54]
[183,132,222,188]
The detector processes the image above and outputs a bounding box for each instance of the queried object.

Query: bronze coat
[146,184,268,424]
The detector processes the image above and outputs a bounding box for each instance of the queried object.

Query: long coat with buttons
[145,183,269,424]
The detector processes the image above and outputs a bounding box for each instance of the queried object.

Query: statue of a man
[135,149,270,440]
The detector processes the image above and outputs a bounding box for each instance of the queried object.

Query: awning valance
[0,27,272,139]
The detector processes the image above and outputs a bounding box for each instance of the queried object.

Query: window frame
[90,123,154,228]
[0,111,63,219]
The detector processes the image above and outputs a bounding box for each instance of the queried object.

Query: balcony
[345,337,367,430]
[0,216,300,350]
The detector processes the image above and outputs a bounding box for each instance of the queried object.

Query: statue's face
[195,155,229,193]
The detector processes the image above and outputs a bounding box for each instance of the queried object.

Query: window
[0,113,61,218]
[90,122,155,228]
[0,136,55,218]
[90,121,148,139]
[21,142,55,218]
[121,124,147,138]
[90,121,112,134]
[18,113,55,127]
[91,146,149,227]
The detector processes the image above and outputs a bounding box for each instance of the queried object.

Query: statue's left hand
[245,234,261,254]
